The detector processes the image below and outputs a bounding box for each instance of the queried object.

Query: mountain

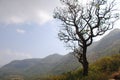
[88,28,120,60]
[0,54,64,77]
[0,29,120,79]
[23,54,64,76]
[0,59,42,79]
[49,53,80,74]
[22,53,80,77]
[41,54,63,63]
[49,54,120,80]
[0,54,80,79]
[91,29,120,51]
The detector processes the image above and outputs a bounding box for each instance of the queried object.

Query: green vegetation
[48,54,120,80]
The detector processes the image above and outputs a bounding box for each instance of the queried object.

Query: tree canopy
[54,0,119,76]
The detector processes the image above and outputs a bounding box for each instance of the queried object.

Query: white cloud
[6,16,26,24]
[0,49,32,67]
[0,0,60,25]
[0,0,119,25]
[16,29,26,34]
[36,10,52,25]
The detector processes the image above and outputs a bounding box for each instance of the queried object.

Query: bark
[82,46,89,76]
[83,59,89,76]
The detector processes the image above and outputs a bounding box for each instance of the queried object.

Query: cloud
[0,49,32,67]
[35,10,52,25]
[0,0,119,25]
[16,28,26,34]
[5,16,25,24]
[0,0,60,25]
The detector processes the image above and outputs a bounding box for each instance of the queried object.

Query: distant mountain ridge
[0,53,79,78]
[88,28,120,60]
[0,28,120,79]
[94,28,120,51]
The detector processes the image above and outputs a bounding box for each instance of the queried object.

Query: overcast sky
[0,0,120,67]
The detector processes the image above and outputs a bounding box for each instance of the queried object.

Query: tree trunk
[82,59,89,76]
[82,46,89,76]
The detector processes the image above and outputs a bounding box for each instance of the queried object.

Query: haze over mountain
[0,29,120,79]
[88,28,120,60]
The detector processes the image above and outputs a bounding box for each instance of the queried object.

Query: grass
[48,54,120,80]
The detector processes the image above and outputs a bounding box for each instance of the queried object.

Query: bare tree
[53,0,119,76]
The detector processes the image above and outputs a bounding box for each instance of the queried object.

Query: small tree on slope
[53,0,119,76]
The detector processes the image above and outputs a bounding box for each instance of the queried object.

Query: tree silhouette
[53,0,119,76]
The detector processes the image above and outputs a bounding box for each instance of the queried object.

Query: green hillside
[48,54,120,80]
[1,54,120,80]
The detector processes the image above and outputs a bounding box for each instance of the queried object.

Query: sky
[0,0,120,67]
